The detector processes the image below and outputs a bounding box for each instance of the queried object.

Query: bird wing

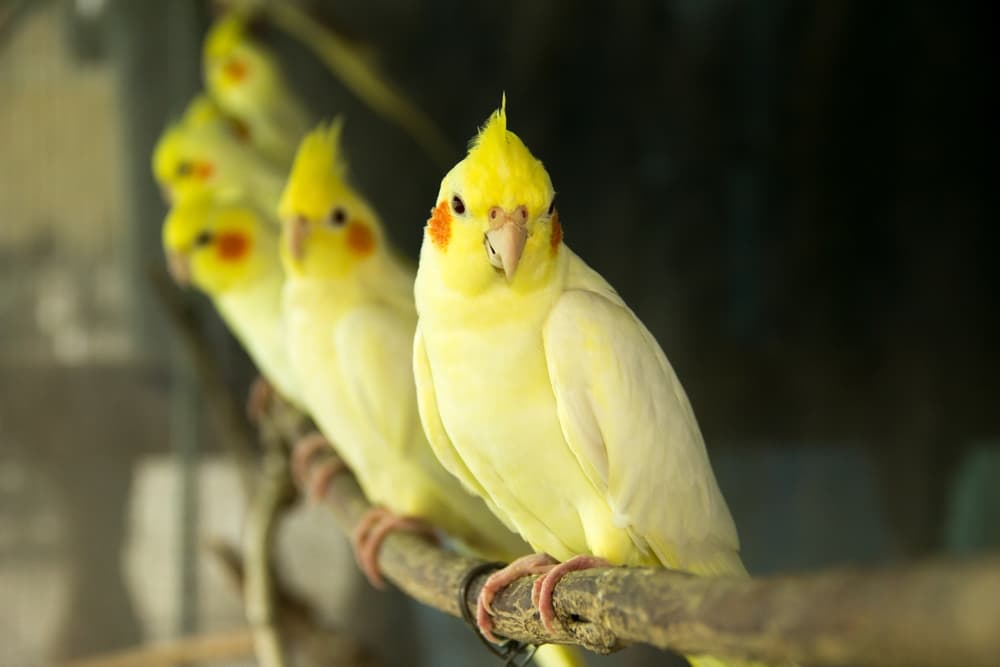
[333,303,422,457]
[413,323,520,535]
[542,255,741,573]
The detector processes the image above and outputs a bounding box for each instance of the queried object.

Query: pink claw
[351,507,437,590]
[291,432,332,488]
[246,375,274,424]
[533,555,612,632]
[475,553,558,644]
[306,457,346,502]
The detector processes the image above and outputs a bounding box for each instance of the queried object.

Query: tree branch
[299,439,1000,667]
[154,276,1000,667]
[49,629,256,667]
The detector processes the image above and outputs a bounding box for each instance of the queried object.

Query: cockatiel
[153,94,288,212]
[278,121,585,667]
[413,100,768,667]
[203,11,312,167]
[162,196,302,411]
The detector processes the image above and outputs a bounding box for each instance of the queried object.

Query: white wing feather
[543,256,741,574]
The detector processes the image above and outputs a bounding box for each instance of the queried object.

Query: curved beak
[288,215,310,262]
[484,205,529,282]
[166,251,191,286]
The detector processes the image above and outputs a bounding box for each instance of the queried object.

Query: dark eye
[194,230,214,247]
[547,198,556,216]
[328,207,348,227]
[176,161,193,177]
[451,195,466,215]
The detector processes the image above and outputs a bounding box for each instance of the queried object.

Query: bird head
[424,96,560,295]
[162,196,275,296]
[278,119,381,280]
[181,92,253,144]
[152,123,222,204]
[203,12,280,106]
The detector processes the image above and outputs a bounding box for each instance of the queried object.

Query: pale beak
[484,205,529,282]
[289,215,310,261]
[166,251,191,286]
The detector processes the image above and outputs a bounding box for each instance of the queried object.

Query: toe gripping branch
[459,561,538,667]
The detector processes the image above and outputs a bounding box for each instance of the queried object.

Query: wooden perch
[152,272,1000,667]
[299,446,1000,667]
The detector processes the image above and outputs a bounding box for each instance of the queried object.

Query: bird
[162,195,303,412]
[152,94,288,213]
[412,98,768,667]
[278,119,585,667]
[203,10,312,168]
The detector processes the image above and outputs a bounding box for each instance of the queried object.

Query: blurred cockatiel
[153,94,288,212]
[162,196,303,411]
[203,11,311,167]
[413,100,771,667]
[278,121,586,667]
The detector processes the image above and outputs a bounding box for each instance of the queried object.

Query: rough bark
[314,460,1000,667]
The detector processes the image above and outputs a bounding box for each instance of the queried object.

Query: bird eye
[547,198,556,216]
[328,207,348,227]
[451,195,466,215]
[194,230,214,247]
[176,161,193,177]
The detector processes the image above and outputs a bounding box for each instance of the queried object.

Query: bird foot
[531,554,612,633]
[476,552,558,643]
[291,431,345,502]
[246,375,274,424]
[351,507,437,590]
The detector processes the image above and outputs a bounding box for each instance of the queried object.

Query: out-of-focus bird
[152,97,288,213]
[203,11,311,167]
[278,120,585,667]
[162,195,302,410]
[217,0,453,165]
[413,100,769,667]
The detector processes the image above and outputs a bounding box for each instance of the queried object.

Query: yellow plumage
[279,122,584,667]
[152,94,287,213]
[413,100,777,667]
[203,11,312,167]
[161,196,302,409]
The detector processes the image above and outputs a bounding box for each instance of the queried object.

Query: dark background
[0,1,995,665]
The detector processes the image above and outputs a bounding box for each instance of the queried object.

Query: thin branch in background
[242,425,297,667]
[207,540,379,667]
[48,629,257,667]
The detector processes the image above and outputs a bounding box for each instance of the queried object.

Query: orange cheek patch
[194,161,215,181]
[550,210,562,254]
[216,231,250,261]
[346,222,375,256]
[428,201,451,250]
[224,58,249,82]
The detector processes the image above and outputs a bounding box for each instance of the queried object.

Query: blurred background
[0,0,995,665]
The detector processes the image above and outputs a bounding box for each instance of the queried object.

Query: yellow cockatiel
[162,196,302,410]
[203,11,311,167]
[413,101,767,667]
[278,121,585,667]
[153,94,287,212]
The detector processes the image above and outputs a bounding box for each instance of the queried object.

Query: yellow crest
[460,95,553,216]
[279,118,348,219]
[204,11,249,60]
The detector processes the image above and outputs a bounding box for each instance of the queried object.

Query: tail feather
[533,644,587,667]
[687,654,794,667]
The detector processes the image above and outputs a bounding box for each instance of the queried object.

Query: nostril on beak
[513,205,528,225]
[488,206,503,223]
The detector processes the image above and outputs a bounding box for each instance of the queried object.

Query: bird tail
[687,655,792,667]
[533,644,588,667]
